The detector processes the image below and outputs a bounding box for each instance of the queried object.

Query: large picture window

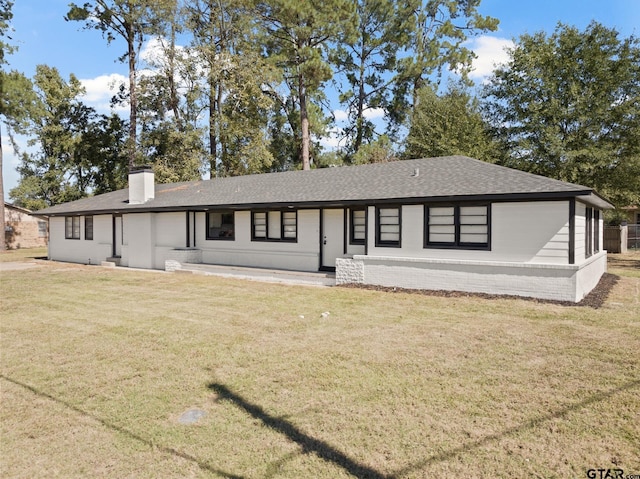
[85,216,94,240]
[585,207,601,257]
[207,211,235,240]
[252,210,297,242]
[375,206,401,247]
[425,204,489,249]
[350,208,366,245]
[65,216,80,239]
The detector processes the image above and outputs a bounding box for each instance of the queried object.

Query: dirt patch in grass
[340,272,620,309]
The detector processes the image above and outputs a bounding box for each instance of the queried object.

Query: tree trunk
[355,47,366,155]
[0,126,6,251]
[127,23,137,170]
[168,24,180,125]
[209,83,217,176]
[299,73,311,170]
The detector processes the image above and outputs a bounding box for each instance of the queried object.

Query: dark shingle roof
[36,156,613,216]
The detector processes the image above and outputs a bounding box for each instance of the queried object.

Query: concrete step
[104,256,121,266]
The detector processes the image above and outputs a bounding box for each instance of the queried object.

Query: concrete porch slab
[180,263,336,287]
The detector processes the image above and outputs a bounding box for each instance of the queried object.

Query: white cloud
[467,36,514,81]
[140,36,180,65]
[333,109,349,122]
[78,37,198,115]
[319,136,342,149]
[316,126,345,150]
[80,73,128,113]
[363,107,385,120]
[334,106,385,122]
[1,135,28,198]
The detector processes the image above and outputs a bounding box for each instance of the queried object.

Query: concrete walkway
[0,261,41,272]
[179,263,336,287]
[0,258,335,287]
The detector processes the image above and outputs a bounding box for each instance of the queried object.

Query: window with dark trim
[586,207,593,258]
[85,216,94,240]
[594,210,600,253]
[375,206,401,247]
[350,208,366,245]
[252,210,297,242]
[425,204,490,249]
[65,216,80,239]
[206,211,235,240]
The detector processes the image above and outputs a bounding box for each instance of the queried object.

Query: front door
[113,215,123,257]
[321,209,344,270]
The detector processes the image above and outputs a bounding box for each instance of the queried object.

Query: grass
[608,249,640,278]
[1,250,639,478]
[0,246,48,262]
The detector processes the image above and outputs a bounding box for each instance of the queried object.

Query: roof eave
[573,191,615,210]
[38,190,611,216]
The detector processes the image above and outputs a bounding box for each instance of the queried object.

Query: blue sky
[3,0,639,199]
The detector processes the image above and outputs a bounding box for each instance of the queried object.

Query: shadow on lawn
[209,383,389,479]
[210,379,640,479]
[4,373,637,479]
[1,374,245,479]
[393,378,640,477]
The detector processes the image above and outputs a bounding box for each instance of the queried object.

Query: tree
[8,66,126,209]
[0,71,35,202]
[0,0,16,248]
[77,113,128,195]
[404,83,496,161]
[351,135,396,164]
[9,66,90,209]
[66,0,174,170]
[185,0,277,177]
[483,22,640,207]
[256,0,357,170]
[331,0,408,161]
[136,37,206,182]
[389,0,498,132]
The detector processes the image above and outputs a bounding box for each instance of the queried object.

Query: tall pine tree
[332,0,409,161]
[256,0,357,170]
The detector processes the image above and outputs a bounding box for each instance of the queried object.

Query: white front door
[321,209,344,270]
[113,215,123,257]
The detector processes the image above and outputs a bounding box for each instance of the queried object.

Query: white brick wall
[335,257,364,284]
[575,251,607,301]
[336,253,606,302]
[166,248,202,263]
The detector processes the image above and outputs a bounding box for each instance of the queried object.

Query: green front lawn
[1,254,638,478]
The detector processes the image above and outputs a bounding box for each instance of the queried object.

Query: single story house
[4,202,49,249]
[37,156,613,302]
[621,206,640,225]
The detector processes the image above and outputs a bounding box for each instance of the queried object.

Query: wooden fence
[604,225,628,253]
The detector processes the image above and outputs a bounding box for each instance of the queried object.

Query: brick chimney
[128,166,155,204]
